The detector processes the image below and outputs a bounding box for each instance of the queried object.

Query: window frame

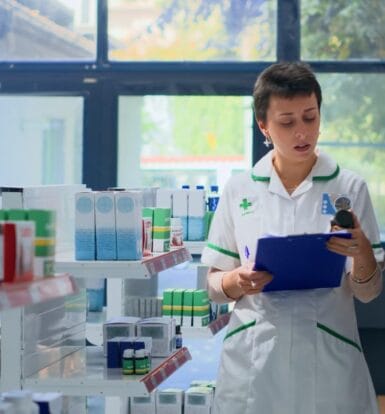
[1,0,385,190]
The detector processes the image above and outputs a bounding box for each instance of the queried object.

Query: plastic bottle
[207,185,220,212]
[3,390,39,414]
[175,325,183,349]
[122,348,134,375]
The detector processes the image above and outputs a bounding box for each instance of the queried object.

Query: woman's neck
[272,153,317,194]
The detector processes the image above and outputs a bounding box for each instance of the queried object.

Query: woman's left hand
[327,211,372,258]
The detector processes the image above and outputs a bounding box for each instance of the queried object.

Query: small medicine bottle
[122,348,134,375]
[134,349,148,375]
[175,325,183,349]
[208,185,220,212]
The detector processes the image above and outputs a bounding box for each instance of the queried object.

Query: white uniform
[201,150,384,414]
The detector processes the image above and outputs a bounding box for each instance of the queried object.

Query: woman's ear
[257,120,268,137]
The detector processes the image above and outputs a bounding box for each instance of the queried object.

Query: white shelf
[182,313,231,338]
[183,241,206,255]
[55,247,192,279]
[0,274,78,311]
[24,346,191,397]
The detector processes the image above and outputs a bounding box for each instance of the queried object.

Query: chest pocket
[234,195,266,248]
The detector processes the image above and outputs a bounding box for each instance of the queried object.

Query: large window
[108,0,276,61]
[117,95,253,190]
[0,0,97,61]
[0,96,83,185]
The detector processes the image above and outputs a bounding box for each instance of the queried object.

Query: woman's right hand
[222,263,273,300]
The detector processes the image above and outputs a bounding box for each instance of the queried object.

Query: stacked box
[142,207,154,255]
[188,189,206,241]
[75,192,96,260]
[28,209,55,277]
[162,288,174,318]
[95,192,116,260]
[130,393,156,414]
[136,317,175,357]
[182,289,194,327]
[115,191,143,260]
[193,290,210,327]
[172,288,185,325]
[156,188,173,209]
[103,316,140,355]
[156,388,184,414]
[172,189,188,241]
[184,387,214,414]
[152,208,170,253]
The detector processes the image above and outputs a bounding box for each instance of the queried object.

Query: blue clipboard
[253,231,351,292]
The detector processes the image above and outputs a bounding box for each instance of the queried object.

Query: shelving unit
[55,247,191,279]
[0,274,77,310]
[24,346,191,396]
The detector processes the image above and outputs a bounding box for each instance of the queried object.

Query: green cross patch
[240,198,252,211]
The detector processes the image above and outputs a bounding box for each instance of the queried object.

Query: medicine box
[136,317,175,357]
[187,189,206,241]
[184,386,214,414]
[172,189,188,241]
[75,192,96,260]
[103,317,139,355]
[130,393,156,414]
[33,392,63,414]
[156,188,173,210]
[152,208,171,253]
[95,191,116,260]
[193,290,210,327]
[142,207,154,255]
[156,388,184,414]
[115,191,143,260]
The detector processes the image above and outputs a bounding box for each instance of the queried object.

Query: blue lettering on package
[322,193,336,215]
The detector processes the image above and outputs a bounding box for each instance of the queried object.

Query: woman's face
[258,93,320,163]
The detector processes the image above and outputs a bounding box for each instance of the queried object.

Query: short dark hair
[253,62,322,122]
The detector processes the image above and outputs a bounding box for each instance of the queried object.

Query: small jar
[122,348,134,375]
[134,349,148,375]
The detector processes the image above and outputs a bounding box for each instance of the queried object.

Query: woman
[201,62,384,414]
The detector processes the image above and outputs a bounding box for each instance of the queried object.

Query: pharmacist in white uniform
[201,62,384,414]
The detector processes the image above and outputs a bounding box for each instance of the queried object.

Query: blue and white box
[95,191,116,260]
[75,192,95,260]
[33,392,63,414]
[115,190,143,260]
[187,189,206,241]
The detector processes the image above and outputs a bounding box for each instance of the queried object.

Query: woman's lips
[294,144,310,152]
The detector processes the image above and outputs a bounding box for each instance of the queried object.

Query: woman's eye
[304,117,316,123]
[280,122,293,127]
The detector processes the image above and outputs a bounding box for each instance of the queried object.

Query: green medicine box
[193,289,210,327]
[162,288,174,317]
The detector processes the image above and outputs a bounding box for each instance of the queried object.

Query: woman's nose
[294,131,306,140]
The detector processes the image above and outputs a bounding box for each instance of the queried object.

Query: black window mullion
[277,0,300,61]
[97,0,109,65]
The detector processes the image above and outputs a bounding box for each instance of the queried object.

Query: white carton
[187,189,206,241]
[130,393,156,414]
[115,191,143,260]
[136,317,175,357]
[103,316,140,356]
[156,188,173,209]
[156,388,184,414]
[75,192,95,260]
[95,191,116,260]
[184,386,214,414]
[172,189,188,241]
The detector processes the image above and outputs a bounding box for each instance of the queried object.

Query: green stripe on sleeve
[207,243,240,259]
[317,322,362,352]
